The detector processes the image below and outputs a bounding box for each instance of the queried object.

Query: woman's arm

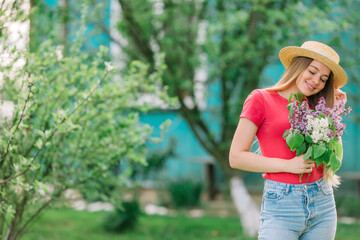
[229,118,314,174]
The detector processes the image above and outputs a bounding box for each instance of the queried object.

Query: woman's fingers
[335,89,347,103]
[290,155,315,174]
[303,158,315,173]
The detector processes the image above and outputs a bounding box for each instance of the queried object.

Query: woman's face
[295,60,331,96]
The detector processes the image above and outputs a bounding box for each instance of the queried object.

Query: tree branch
[0,71,110,185]
[5,194,28,240]
[96,20,125,50]
[14,189,62,239]
[0,80,34,168]
[118,0,155,67]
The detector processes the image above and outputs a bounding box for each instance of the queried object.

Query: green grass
[336,223,360,240]
[22,208,254,240]
[21,208,360,240]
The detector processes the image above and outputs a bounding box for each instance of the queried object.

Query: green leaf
[160,119,172,131]
[334,142,343,160]
[314,149,330,166]
[322,147,332,164]
[286,132,304,151]
[287,103,292,111]
[304,145,312,160]
[35,139,43,149]
[314,157,323,166]
[294,92,303,102]
[329,152,341,172]
[331,123,336,133]
[36,130,45,138]
[150,137,162,144]
[30,163,40,171]
[305,134,313,143]
[288,93,294,103]
[296,143,307,156]
[283,129,290,139]
[288,103,294,118]
[312,144,327,159]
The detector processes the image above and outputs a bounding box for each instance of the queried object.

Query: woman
[229,41,347,240]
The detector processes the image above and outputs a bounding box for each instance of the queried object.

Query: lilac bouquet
[283,92,352,181]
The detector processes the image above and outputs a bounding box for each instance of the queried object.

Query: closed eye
[309,70,326,82]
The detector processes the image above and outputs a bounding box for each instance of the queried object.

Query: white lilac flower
[306,115,331,143]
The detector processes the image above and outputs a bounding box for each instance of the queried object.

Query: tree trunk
[206,163,217,200]
[59,0,69,54]
[230,176,260,237]
[210,152,260,237]
[4,195,28,240]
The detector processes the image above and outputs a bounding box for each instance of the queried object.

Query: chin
[300,86,318,97]
[304,91,321,97]
[298,89,311,97]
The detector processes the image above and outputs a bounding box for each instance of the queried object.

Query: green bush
[102,200,141,233]
[167,179,203,208]
[336,195,360,218]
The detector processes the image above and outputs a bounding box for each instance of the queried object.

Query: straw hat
[279,41,347,89]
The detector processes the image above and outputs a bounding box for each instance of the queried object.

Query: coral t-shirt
[240,89,323,184]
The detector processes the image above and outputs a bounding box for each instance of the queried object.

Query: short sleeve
[240,89,265,127]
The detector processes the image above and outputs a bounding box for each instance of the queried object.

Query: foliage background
[0,1,175,239]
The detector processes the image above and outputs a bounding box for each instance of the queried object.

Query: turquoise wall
[45,0,111,50]
[140,112,221,183]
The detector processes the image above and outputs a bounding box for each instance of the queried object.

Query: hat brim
[279,46,347,89]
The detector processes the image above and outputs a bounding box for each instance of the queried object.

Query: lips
[305,81,315,91]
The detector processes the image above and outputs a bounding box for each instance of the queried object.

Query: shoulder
[246,89,263,100]
[241,89,267,127]
[246,89,276,102]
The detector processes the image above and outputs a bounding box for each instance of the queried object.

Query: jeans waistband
[264,178,326,192]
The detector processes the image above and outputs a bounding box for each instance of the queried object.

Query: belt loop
[315,178,322,189]
[285,184,290,194]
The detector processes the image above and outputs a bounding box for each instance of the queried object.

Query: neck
[278,85,299,100]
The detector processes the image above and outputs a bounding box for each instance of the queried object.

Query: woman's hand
[286,154,315,174]
[335,89,347,104]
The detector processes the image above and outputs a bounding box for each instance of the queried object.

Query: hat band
[302,47,337,63]
[302,47,336,62]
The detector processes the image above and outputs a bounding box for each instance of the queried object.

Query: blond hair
[267,56,340,187]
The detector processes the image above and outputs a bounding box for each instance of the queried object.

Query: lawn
[22,208,360,240]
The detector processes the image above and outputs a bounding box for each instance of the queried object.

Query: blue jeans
[258,178,337,240]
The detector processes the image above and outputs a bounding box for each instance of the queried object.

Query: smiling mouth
[305,81,315,91]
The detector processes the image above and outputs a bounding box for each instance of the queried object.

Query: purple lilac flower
[289,96,352,139]
[289,100,311,134]
[328,100,352,138]
[313,97,331,117]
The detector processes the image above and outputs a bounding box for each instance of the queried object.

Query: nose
[312,74,321,85]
